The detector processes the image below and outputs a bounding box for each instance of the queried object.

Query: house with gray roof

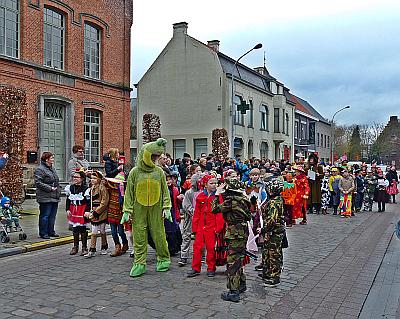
[136,22,295,161]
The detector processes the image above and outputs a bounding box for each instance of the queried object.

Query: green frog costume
[121,138,172,277]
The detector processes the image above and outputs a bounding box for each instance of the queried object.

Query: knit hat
[0,196,11,208]
[265,179,284,196]
[200,174,216,187]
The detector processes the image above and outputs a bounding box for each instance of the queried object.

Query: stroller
[0,192,27,243]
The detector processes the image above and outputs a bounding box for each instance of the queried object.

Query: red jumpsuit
[191,190,225,272]
[293,174,310,221]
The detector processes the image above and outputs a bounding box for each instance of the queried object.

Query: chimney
[173,22,188,37]
[253,67,265,75]
[389,116,398,123]
[207,40,220,52]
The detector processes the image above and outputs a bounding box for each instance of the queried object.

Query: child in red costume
[187,174,225,277]
[293,165,310,225]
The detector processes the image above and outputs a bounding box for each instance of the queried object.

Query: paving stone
[11,309,33,317]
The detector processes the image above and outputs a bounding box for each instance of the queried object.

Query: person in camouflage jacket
[213,178,252,303]
[260,178,285,287]
[363,169,377,211]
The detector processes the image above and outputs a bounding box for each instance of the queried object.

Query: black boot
[221,290,240,302]
[238,282,247,293]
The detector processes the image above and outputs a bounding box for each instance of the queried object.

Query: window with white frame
[301,121,306,140]
[193,138,207,159]
[84,109,101,162]
[260,142,268,160]
[0,0,19,58]
[44,7,64,69]
[260,104,269,131]
[294,120,299,139]
[327,136,330,148]
[247,100,253,128]
[317,133,320,146]
[84,23,101,79]
[173,139,186,160]
[234,95,244,125]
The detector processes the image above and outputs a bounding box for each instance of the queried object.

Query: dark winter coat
[103,154,119,178]
[34,161,61,203]
[306,163,324,204]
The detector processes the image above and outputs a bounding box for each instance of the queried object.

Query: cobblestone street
[0,201,399,319]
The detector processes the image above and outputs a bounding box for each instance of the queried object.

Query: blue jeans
[110,223,127,245]
[38,202,58,237]
[355,192,364,210]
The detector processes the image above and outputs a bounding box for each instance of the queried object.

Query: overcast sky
[130,0,400,125]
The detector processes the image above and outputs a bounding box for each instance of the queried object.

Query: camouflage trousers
[225,224,249,291]
[363,192,374,211]
[262,232,283,280]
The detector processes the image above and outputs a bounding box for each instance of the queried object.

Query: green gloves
[162,209,173,223]
[120,212,130,224]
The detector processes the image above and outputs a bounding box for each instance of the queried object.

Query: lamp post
[230,43,262,157]
[331,105,350,164]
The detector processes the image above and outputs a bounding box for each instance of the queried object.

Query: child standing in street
[329,168,342,215]
[320,169,331,215]
[84,171,109,258]
[65,170,89,255]
[281,172,296,226]
[187,174,225,278]
[363,169,377,211]
[179,173,202,267]
[375,170,389,212]
[212,178,252,302]
[293,165,309,225]
[260,179,285,287]
[338,169,355,218]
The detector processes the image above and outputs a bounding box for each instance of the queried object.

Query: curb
[0,230,111,258]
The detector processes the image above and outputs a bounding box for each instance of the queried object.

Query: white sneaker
[84,251,95,258]
[101,249,108,255]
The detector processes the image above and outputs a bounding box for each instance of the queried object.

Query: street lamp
[230,43,262,157]
[331,105,350,164]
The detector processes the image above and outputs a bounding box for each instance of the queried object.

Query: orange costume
[293,173,310,222]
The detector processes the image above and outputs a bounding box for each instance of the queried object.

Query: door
[42,100,66,180]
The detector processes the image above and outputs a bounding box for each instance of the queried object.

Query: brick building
[0,0,132,181]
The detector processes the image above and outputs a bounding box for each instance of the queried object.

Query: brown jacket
[90,184,109,224]
[339,175,355,193]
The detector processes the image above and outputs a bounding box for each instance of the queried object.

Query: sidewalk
[1,199,84,256]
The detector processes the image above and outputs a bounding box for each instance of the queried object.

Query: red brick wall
[0,0,133,165]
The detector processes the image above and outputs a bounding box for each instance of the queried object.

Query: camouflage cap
[265,178,284,196]
[224,178,245,193]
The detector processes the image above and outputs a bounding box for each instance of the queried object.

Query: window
[84,23,101,79]
[285,113,289,136]
[194,138,207,159]
[234,95,244,125]
[44,7,64,69]
[324,135,327,148]
[260,105,269,131]
[173,139,186,160]
[247,100,253,128]
[84,109,101,162]
[247,140,253,159]
[301,122,306,140]
[282,109,285,134]
[260,142,268,160]
[274,108,280,133]
[0,0,19,58]
[327,136,330,148]
[294,121,299,139]
[317,133,320,146]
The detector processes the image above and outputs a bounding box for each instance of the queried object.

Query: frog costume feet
[130,264,146,277]
[156,260,171,272]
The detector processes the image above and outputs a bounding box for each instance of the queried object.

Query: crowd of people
[28,143,399,303]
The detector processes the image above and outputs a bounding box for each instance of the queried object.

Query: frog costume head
[137,138,167,172]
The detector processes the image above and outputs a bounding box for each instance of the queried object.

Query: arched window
[247,140,253,159]
[0,0,19,58]
[260,142,268,160]
[260,105,269,131]
[84,23,101,79]
[44,7,65,69]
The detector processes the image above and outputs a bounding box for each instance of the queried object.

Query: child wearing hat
[293,165,309,225]
[329,168,342,215]
[375,170,389,212]
[187,174,225,278]
[213,177,252,302]
[0,197,21,230]
[259,178,285,287]
[363,169,377,211]
[320,168,331,215]
[84,171,110,258]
